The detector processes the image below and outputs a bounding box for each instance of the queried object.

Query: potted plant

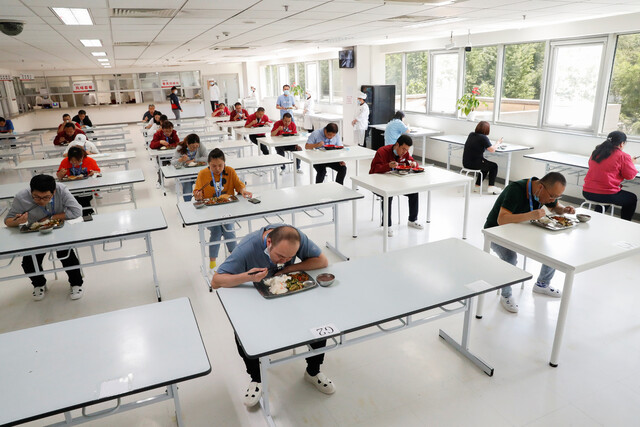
[290,82,305,102]
[456,87,486,121]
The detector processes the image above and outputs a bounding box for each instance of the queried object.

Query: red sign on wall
[161,79,180,88]
[73,81,95,93]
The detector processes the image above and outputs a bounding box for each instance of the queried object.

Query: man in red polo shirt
[244,107,272,155]
[270,113,302,174]
[54,122,85,146]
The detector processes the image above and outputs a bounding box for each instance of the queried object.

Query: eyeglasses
[540,184,562,201]
[32,194,53,201]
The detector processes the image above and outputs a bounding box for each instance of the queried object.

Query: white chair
[579,199,616,217]
[459,168,483,196]
[371,195,401,224]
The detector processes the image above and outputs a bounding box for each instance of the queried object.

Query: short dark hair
[268,225,301,247]
[539,172,566,187]
[67,146,85,161]
[160,114,168,121]
[78,110,86,115]
[62,113,70,119]
[283,113,292,119]
[0,117,5,123]
[234,102,242,107]
[30,174,56,194]
[475,121,490,135]
[208,148,226,162]
[148,104,155,108]
[153,111,162,117]
[396,134,413,147]
[162,121,174,130]
[392,111,405,120]
[283,84,290,90]
[171,86,177,91]
[64,122,76,129]
[218,102,225,107]
[257,107,265,113]
[324,123,339,134]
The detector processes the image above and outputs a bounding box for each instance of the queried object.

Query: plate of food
[394,164,412,170]
[185,161,205,168]
[202,194,239,206]
[59,175,88,182]
[531,215,578,231]
[412,167,425,173]
[253,271,317,299]
[20,218,64,233]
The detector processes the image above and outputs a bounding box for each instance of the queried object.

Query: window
[47,77,71,94]
[277,65,288,91]
[305,63,318,98]
[264,66,274,97]
[604,33,640,136]
[287,64,295,86]
[430,52,459,115]
[499,42,545,126]
[331,59,342,103]
[544,40,605,130]
[296,63,305,91]
[319,60,330,102]
[405,51,428,113]
[385,53,403,110]
[464,46,497,120]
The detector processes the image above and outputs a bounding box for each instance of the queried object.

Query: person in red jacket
[211,102,231,117]
[369,134,423,236]
[582,131,638,221]
[54,122,85,146]
[149,121,179,150]
[230,102,249,121]
[56,146,100,215]
[57,113,82,133]
[245,107,272,155]
[271,113,302,174]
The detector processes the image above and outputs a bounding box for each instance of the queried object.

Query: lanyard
[187,149,196,160]
[70,162,84,176]
[210,169,222,198]
[41,196,55,217]
[528,179,537,212]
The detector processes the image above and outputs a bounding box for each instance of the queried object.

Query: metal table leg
[462,182,469,239]
[383,195,389,252]
[145,233,162,302]
[549,270,575,367]
[352,181,358,238]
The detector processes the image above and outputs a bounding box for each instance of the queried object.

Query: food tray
[530,215,578,231]
[20,219,65,233]
[194,195,239,208]
[59,175,89,182]
[184,161,206,168]
[389,167,424,177]
[253,271,317,299]
[321,145,343,151]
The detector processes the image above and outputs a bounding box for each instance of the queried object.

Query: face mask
[393,148,398,156]
[284,90,290,95]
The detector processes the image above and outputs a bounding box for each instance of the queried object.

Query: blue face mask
[284,90,290,95]
[393,148,398,156]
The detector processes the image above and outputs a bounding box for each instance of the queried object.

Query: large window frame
[260,58,342,104]
[428,51,460,117]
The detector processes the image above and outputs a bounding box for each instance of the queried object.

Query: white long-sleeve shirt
[353,102,370,131]
[209,85,221,101]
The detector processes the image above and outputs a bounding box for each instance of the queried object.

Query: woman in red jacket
[583,131,638,220]
[56,146,100,215]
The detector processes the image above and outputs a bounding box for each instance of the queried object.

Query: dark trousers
[276,145,301,170]
[22,250,83,288]
[314,162,347,185]
[75,195,94,215]
[210,100,219,111]
[249,134,269,155]
[582,190,638,221]
[381,193,419,226]
[464,159,498,186]
[235,335,326,383]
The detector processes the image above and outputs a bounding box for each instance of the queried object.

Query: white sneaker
[387,229,394,237]
[304,371,336,395]
[243,382,262,407]
[407,221,424,230]
[500,296,519,313]
[532,283,562,298]
[487,186,502,195]
[296,169,304,174]
[70,286,83,300]
[32,286,46,301]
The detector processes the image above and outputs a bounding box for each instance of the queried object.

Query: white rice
[264,275,290,294]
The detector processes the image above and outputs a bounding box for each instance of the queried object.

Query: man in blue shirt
[276,84,297,120]
[212,225,334,407]
[0,117,15,133]
[305,123,347,184]
[384,111,409,146]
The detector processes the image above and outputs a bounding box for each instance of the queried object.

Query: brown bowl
[316,273,335,287]
[576,214,591,223]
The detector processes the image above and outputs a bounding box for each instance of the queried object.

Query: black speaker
[361,85,395,150]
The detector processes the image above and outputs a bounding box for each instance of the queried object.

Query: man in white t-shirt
[63,134,99,155]
[209,80,221,112]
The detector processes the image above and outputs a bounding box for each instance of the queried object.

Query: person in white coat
[63,133,99,155]
[209,80,221,112]
[302,90,315,132]
[352,92,369,147]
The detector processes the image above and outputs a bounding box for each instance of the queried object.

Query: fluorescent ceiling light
[97,58,109,62]
[51,8,93,26]
[103,65,112,68]
[405,17,464,29]
[80,39,102,47]
[91,52,107,57]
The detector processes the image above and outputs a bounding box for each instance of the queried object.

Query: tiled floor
[0,125,638,427]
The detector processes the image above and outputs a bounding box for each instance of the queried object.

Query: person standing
[462,120,503,195]
[209,80,221,112]
[169,86,182,120]
[276,84,297,121]
[582,131,638,220]
[302,90,315,132]
[352,91,369,147]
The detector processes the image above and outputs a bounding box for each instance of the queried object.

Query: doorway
[204,74,239,113]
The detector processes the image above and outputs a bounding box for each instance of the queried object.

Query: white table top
[40,138,132,153]
[525,151,640,179]
[431,134,532,153]
[351,166,473,197]
[235,126,273,136]
[85,124,127,131]
[369,124,441,137]
[218,238,531,357]
[148,139,250,158]
[0,169,144,201]
[217,121,247,128]
[0,130,47,137]
[256,135,308,148]
[483,209,640,273]
[179,182,363,226]
[86,130,129,137]
[14,151,136,170]
[293,145,375,165]
[311,112,342,121]
[0,206,167,255]
[208,116,232,122]
[0,297,210,426]
[161,154,292,179]
[0,148,25,157]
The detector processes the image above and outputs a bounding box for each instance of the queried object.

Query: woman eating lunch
[193,148,252,270]
[171,133,208,202]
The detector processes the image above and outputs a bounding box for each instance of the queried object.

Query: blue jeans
[182,181,193,202]
[208,224,237,258]
[490,243,555,297]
